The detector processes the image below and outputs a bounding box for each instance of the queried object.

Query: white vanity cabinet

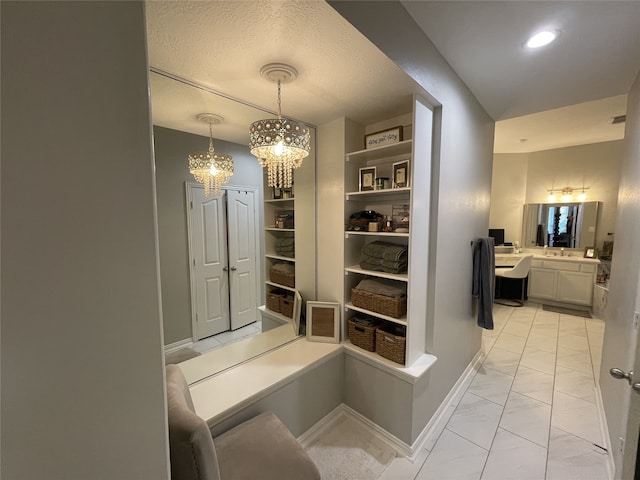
[528,258,598,307]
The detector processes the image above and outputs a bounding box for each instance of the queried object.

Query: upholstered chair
[495,255,534,306]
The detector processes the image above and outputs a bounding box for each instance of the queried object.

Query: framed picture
[365,126,403,149]
[359,166,377,191]
[272,186,282,199]
[392,161,410,188]
[584,247,597,258]
[306,301,340,344]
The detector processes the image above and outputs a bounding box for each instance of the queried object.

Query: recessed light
[526,31,557,48]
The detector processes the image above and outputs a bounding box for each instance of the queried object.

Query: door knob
[610,368,634,385]
[230,266,237,271]
[633,383,640,394]
[223,266,229,271]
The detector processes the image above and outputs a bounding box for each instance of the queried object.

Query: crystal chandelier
[249,64,310,189]
[188,113,234,197]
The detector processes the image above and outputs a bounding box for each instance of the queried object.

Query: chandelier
[249,64,310,189]
[188,113,234,197]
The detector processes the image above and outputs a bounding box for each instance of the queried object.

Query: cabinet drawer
[531,259,543,268]
[543,260,580,271]
[581,264,596,273]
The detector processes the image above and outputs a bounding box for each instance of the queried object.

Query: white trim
[298,404,409,457]
[595,383,615,479]
[164,338,194,354]
[405,349,485,460]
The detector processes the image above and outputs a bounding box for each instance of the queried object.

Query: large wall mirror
[522,201,601,248]
[150,70,316,383]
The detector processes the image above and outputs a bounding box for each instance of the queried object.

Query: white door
[188,186,230,340]
[226,189,258,330]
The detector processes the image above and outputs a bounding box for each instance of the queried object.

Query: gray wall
[153,126,265,345]
[600,71,640,477]
[331,1,495,444]
[1,2,169,479]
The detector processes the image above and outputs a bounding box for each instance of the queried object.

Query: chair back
[504,255,533,279]
[166,365,221,480]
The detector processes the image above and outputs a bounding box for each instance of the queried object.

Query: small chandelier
[188,113,234,197]
[249,64,310,189]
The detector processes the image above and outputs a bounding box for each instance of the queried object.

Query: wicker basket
[280,296,294,318]
[266,292,283,313]
[270,268,295,288]
[375,326,406,364]
[351,288,406,318]
[348,318,378,352]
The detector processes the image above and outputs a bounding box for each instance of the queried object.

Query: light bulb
[274,140,284,156]
[548,193,556,202]
[526,31,557,48]
[562,194,571,202]
[579,192,586,201]
[210,165,218,175]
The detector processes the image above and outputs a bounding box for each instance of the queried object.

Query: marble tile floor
[190,320,262,355]
[381,302,609,480]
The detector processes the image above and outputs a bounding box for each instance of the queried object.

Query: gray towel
[472,237,495,329]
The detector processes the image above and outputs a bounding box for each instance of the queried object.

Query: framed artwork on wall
[306,301,340,343]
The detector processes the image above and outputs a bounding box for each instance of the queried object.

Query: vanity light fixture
[526,30,558,49]
[188,113,234,197]
[249,63,310,189]
[547,186,590,202]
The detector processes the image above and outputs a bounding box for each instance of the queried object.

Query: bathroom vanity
[528,255,599,308]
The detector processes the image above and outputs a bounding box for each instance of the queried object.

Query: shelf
[265,254,296,262]
[345,231,409,238]
[345,302,407,326]
[345,187,411,200]
[264,198,294,203]
[342,340,437,384]
[265,280,296,292]
[346,140,412,162]
[345,265,408,282]
[265,227,295,232]
[258,305,294,324]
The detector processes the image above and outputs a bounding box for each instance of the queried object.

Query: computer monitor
[488,228,505,246]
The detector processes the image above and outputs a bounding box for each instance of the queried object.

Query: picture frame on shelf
[392,161,410,188]
[584,246,597,258]
[272,186,282,199]
[306,301,340,344]
[364,126,403,149]
[359,166,377,192]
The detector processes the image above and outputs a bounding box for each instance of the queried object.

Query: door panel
[189,186,230,340]
[227,189,258,330]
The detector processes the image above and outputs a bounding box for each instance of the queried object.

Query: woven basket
[266,292,283,313]
[351,288,406,318]
[375,327,406,364]
[280,296,294,318]
[270,268,295,288]
[348,318,377,352]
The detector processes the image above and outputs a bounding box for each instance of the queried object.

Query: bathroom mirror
[522,201,601,248]
[150,71,316,383]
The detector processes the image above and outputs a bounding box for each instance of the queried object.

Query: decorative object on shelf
[375,177,390,190]
[392,160,410,189]
[270,262,295,287]
[275,210,294,229]
[351,278,407,318]
[364,126,403,149]
[392,204,410,233]
[348,317,379,352]
[347,210,383,231]
[584,246,597,258]
[375,324,406,364]
[359,241,408,274]
[249,63,310,189]
[281,186,293,199]
[188,113,234,197]
[307,301,340,344]
[272,186,282,199]
[359,166,377,191]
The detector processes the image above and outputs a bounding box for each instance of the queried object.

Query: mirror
[522,201,601,248]
[150,71,316,383]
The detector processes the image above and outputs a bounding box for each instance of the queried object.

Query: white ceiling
[146,1,640,153]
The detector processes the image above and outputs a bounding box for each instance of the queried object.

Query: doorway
[186,183,259,340]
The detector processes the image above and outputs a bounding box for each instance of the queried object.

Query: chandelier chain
[277,80,282,119]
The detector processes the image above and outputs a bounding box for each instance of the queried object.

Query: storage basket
[280,296,294,318]
[375,326,406,364]
[348,318,378,352]
[270,268,295,288]
[351,288,406,318]
[266,292,283,313]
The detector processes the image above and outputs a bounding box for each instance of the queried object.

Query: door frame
[185,182,262,341]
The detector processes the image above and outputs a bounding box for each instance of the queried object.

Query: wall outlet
[634,311,640,331]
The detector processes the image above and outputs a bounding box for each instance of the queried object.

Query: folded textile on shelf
[354,278,406,298]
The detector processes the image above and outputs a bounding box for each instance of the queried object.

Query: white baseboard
[164,338,194,354]
[406,349,485,460]
[595,383,615,480]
